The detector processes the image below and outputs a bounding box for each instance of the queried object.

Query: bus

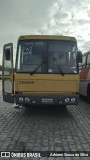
[2,35,82,107]
[79,51,90,100]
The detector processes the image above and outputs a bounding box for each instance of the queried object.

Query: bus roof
[18,35,76,41]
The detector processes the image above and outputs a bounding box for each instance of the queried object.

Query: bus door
[2,43,14,103]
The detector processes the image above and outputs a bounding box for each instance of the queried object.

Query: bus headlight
[19,97,24,101]
[65,98,70,102]
[25,97,30,102]
[71,98,76,102]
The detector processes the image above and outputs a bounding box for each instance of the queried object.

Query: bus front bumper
[15,94,79,105]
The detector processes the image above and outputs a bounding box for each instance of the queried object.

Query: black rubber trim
[15,94,79,105]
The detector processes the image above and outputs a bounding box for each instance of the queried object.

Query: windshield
[16,40,77,74]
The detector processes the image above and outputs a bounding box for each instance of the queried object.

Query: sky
[0,0,90,65]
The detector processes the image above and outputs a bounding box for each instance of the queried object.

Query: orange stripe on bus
[80,68,89,80]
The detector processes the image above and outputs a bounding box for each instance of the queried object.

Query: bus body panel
[18,35,76,41]
[15,74,79,93]
[79,81,89,96]
[79,51,90,98]
[14,73,79,105]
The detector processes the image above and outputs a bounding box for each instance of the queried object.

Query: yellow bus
[2,35,82,106]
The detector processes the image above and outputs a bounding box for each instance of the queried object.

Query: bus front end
[15,35,80,106]
[2,35,82,106]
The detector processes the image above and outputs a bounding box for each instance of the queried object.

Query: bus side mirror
[77,51,82,63]
[5,48,11,61]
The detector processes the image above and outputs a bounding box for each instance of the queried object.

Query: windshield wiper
[53,58,64,76]
[30,61,46,75]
